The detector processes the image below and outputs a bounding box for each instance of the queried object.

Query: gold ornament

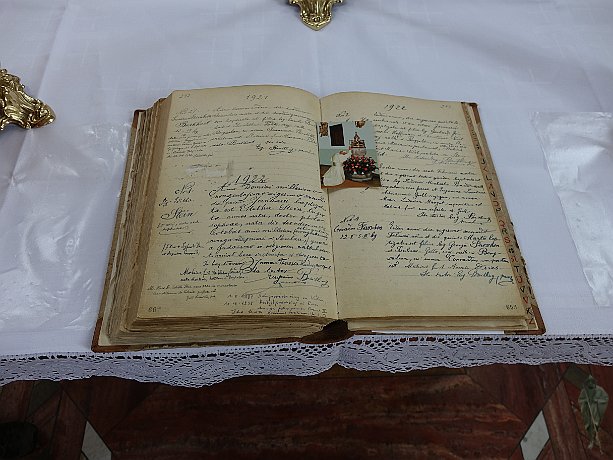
[0,68,55,131]
[289,0,343,31]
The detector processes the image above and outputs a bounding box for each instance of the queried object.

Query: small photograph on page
[317,119,381,189]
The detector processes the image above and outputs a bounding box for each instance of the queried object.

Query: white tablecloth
[1,0,612,386]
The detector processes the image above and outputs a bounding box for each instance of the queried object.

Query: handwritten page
[137,86,338,320]
[321,92,524,320]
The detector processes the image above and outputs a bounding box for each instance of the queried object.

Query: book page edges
[93,319,346,352]
[124,97,172,325]
[464,102,544,334]
[92,110,147,351]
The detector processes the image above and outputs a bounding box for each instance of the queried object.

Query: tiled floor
[0,363,611,459]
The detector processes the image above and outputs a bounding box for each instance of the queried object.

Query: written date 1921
[246,94,268,101]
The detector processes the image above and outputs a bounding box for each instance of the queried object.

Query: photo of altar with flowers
[318,120,381,188]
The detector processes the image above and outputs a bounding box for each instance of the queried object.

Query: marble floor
[0,363,612,459]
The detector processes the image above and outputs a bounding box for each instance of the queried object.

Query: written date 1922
[383,104,407,111]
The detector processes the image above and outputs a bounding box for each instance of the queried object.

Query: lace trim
[2,335,612,387]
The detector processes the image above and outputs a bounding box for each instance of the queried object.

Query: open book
[93,85,544,351]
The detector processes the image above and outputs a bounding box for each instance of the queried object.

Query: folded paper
[533,112,613,307]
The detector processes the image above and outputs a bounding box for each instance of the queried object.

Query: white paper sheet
[533,113,613,307]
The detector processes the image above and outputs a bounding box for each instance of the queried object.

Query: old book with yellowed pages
[92,85,543,351]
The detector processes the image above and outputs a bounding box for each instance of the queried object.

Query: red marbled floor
[1,364,611,459]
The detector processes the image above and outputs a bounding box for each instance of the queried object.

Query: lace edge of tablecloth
[1,334,612,387]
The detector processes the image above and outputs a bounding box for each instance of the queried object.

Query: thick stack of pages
[93,85,543,351]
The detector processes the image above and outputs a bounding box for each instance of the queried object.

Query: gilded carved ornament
[0,68,55,131]
[289,0,343,30]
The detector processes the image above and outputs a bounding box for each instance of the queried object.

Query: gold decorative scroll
[289,0,343,30]
[0,69,55,131]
